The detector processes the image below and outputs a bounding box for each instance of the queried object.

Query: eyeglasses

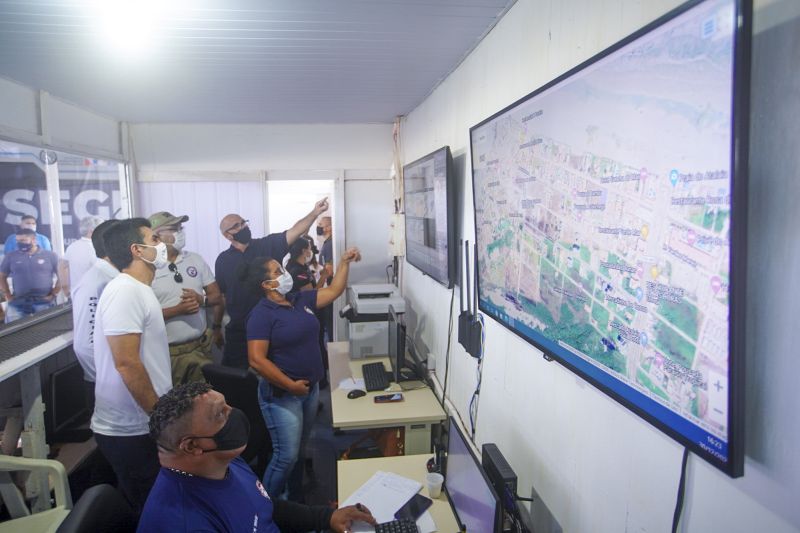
[168,263,183,283]
[224,219,249,234]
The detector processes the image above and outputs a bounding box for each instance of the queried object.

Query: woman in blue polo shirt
[242,246,361,501]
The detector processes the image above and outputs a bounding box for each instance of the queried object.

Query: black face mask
[316,226,324,236]
[232,226,252,245]
[17,242,32,252]
[196,408,250,452]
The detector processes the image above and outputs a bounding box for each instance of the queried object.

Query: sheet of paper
[339,377,365,391]
[340,470,423,532]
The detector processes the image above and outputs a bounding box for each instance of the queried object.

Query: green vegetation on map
[622,276,636,297]
[690,394,699,417]
[580,245,591,263]
[653,320,696,368]
[520,295,556,329]
[591,302,610,329]
[657,299,700,341]
[637,368,669,401]
[545,240,555,262]
[689,208,729,234]
[547,320,624,373]
[488,229,514,256]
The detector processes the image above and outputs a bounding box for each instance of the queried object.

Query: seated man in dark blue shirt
[215,198,329,369]
[139,382,376,533]
[0,228,60,322]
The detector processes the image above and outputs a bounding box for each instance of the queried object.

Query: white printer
[344,284,406,359]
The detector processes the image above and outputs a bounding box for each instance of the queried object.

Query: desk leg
[20,364,51,513]
[403,423,432,455]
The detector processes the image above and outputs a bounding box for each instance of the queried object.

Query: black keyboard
[375,518,420,533]
[362,361,390,391]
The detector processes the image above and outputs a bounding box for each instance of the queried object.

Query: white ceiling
[0,0,515,124]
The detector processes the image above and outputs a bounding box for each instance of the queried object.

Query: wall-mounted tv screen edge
[403,146,456,287]
[469,0,749,477]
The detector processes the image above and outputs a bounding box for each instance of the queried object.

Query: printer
[343,284,406,359]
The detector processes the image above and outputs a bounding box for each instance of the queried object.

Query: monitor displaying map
[404,146,455,287]
[470,0,748,476]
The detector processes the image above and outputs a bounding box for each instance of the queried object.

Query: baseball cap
[148,211,189,231]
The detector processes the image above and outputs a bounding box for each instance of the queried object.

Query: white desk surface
[337,454,460,533]
[328,341,446,429]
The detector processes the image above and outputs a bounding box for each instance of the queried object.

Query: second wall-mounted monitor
[403,146,456,287]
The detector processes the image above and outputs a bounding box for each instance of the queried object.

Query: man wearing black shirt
[215,198,328,369]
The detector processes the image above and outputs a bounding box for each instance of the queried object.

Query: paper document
[339,377,365,391]
[340,471,423,532]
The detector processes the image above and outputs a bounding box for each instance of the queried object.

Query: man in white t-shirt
[70,219,119,398]
[91,217,173,514]
[148,211,224,385]
[63,215,104,297]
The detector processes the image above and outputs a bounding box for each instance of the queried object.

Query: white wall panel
[344,178,394,285]
[131,123,392,172]
[137,180,265,274]
[47,96,120,156]
[0,76,38,136]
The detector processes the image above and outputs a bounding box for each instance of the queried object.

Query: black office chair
[202,364,272,478]
[56,484,137,533]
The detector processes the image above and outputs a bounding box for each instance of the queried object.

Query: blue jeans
[5,298,54,323]
[258,379,319,501]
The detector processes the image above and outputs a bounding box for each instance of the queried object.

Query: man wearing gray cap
[148,211,224,384]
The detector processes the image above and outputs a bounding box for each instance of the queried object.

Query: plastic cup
[426,472,444,498]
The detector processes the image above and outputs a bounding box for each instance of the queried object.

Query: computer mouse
[347,389,367,399]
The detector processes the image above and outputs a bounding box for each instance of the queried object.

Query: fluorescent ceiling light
[93,0,166,58]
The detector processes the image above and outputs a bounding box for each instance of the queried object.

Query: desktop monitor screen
[387,304,406,383]
[403,146,456,287]
[445,417,501,533]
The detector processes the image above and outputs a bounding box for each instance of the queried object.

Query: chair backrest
[56,484,136,533]
[202,364,271,470]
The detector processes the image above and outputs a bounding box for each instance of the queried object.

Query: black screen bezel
[403,145,456,288]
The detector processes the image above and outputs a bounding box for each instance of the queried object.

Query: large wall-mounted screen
[404,146,455,287]
[470,0,748,476]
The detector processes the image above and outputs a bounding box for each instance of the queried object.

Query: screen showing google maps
[471,0,738,467]
[404,147,453,286]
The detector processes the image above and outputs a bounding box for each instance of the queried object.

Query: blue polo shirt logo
[37,259,45,265]
[255,480,270,500]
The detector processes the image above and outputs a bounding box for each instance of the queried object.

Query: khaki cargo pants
[169,330,213,385]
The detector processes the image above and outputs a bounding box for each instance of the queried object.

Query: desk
[0,332,73,512]
[328,341,445,455]
[337,454,459,533]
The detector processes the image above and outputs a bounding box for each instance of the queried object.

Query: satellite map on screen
[404,147,452,285]
[471,0,736,460]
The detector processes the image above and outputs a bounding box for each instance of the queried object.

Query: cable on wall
[468,313,486,439]
[671,447,690,533]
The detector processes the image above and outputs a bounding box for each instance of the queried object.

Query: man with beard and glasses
[214,198,328,369]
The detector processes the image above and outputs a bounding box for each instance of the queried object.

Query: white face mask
[267,271,294,295]
[172,230,186,252]
[139,242,169,270]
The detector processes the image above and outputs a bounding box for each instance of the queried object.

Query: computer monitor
[45,360,91,443]
[445,417,502,533]
[387,304,406,384]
